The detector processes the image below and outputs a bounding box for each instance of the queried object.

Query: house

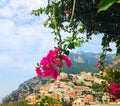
[54,80,61,88]
[48,103,62,106]
[26,94,40,105]
[63,95,70,102]
[72,98,85,106]
[85,94,93,102]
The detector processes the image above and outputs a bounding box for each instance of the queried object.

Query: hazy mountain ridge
[2,51,115,103]
[64,52,115,74]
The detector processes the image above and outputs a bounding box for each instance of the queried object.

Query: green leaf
[64,50,70,56]
[100,54,106,61]
[44,18,50,27]
[98,65,104,71]
[37,63,40,67]
[92,0,95,4]
[106,48,112,52]
[58,68,63,72]
[97,0,116,13]
[74,42,80,47]
[68,42,75,49]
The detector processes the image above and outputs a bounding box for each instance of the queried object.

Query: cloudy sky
[0,0,116,103]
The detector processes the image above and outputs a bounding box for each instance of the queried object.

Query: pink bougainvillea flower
[40,58,53,70]
[106,83,118,94]
[61,55,72,67]
[35,47,72,80]
[43,68,53,77]
[110,83,119,88]
[106,83,120,100]
[35,67,42,78]
[54,59,63,68]
[51,69,59,80]
[116,88,120,92]
[96,61,101,68]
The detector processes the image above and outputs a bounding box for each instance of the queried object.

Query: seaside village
[25,72,120,106]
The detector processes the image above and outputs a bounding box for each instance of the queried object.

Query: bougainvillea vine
[35,47,72,80]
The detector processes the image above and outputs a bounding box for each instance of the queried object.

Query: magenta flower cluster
[96,61,101,68]
[35,47,72,80]
[106,83,120,100]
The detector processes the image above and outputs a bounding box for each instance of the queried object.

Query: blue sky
[0,0,116,103]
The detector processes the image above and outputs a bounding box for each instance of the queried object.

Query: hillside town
[25,72,120,106]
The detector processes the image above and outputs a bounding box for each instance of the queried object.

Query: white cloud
[0,0,7,7]
[0,1,56,75]
[0,6,13,18]
[0,55,12,64]
[0,1,55,102]
[9,0,46,11]
[0,19,15,36]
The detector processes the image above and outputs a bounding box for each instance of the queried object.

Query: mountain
[64,51,115,74]
[2,51,115,103]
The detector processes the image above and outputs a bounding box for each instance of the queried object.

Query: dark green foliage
[73,81,85,86]
[32,0,120,62]
[62,101,73,106]
[103,67,120,85]
[91,82,107,92]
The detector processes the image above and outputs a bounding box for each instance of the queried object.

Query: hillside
[2,51,115,103]
[2,77,50,103]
